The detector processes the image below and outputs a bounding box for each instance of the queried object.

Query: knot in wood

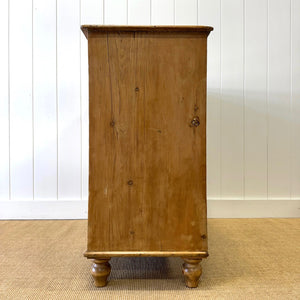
[191,117,200,127]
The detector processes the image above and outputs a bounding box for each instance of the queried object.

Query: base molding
[207,199,300,218]
[84,250,209,258]
[0,199,299,219]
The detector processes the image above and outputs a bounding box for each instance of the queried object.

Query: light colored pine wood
[91,258,111,287]
[182,257,202,288]
[80,0,104,202]
[82,25,212,287]
[84,251,208,258]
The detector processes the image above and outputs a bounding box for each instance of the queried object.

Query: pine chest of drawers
[81,25,213,288]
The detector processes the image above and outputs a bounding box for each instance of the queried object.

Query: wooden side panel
[81,0,104,200]
[87,32,208,252]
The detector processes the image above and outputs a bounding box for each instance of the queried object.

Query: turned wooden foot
[91,258,111,287]
[182,257,202,288]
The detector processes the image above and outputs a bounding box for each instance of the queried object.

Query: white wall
[0,0,299,219]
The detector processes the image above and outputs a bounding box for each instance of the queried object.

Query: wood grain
[85,27,212,256]
[91,258,111,287]
[81,25,213,38]
[84,251,208,258]
[182,257,203,288]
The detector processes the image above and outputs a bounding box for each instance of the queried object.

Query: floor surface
[0,219,299,299]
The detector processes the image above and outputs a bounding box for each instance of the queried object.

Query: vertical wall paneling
[1,0,300,215]
[220,0,244,200]
[291,0,300,199]
[33,0,57,199]
[9,0,33,200]
[81,0,103,25]
[0,0,10,200]
[175,0,198,25]
[244,0,268,199]
[57,0,81,199]
[268,0,291,199]
[128,0,151,25]
[151,0,174,25]
[198,0,221,200]
[104,0,128,25]
[81,0,104,200]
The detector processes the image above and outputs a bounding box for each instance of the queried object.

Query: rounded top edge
[81,25,214,38]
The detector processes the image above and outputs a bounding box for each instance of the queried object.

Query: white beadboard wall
[0,0,299,219]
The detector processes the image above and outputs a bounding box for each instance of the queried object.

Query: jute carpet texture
[0,219,299,299]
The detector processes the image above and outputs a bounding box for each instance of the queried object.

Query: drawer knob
[191,117,200,127]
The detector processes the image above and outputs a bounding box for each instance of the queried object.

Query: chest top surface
[81,25,213,38]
